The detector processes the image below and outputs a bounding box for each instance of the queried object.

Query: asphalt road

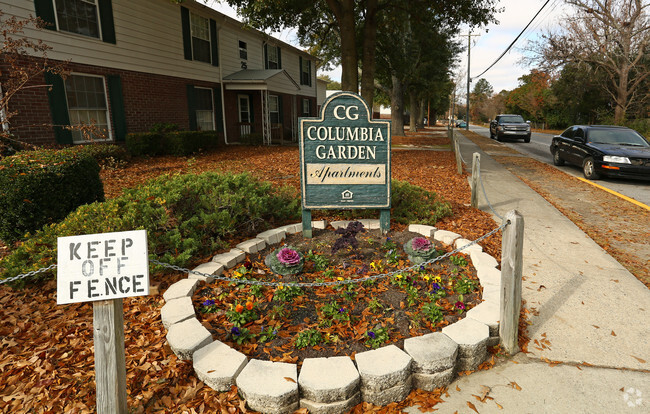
[468,125,650,207]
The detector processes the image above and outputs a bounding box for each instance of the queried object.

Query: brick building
[2,0,319,146]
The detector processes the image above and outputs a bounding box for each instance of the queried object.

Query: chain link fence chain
[0,263,58,285]
[149,222,507,288]
[1,223,508,287]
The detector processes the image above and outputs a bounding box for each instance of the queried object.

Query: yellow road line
[576,177,650,211]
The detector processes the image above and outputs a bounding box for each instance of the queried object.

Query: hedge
[0,148,104,243]
[125,131,221,156]
[0,171,301,285]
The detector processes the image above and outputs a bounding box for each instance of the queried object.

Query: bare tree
[527,0,649,123]
[0,11,67,153]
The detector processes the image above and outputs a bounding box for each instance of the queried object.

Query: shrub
[165,131,220,156]
[390,180,452,225]
[0,172,300,286]
[150,122,180,134]
[72,144,129,168]
[0,148,104,243]
[322,180,452,225]
[125,131,221,157]
[125,132,164,157]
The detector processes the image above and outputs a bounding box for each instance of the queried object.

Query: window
[265,44,281,69]
[54,0,100,38]
[574,128,585,140]
[190,12,211,63]
[64,74,111,143]
[238,95,250,123]
[302,98,311,116]
[194,87,215,131]
[300,57,312,86]
[269,95,280,124]
[239,40,247,60]
[561,128,574,139]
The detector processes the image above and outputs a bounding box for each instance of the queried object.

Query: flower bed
[193,221,482,363]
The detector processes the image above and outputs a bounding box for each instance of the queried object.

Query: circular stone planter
[160,220,503,414]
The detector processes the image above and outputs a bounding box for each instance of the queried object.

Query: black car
[550,125,650,180]
[490,114,531,142]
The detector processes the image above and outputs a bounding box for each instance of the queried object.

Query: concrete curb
[161,220,502,413]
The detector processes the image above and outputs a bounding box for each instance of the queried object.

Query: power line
[472,0,552,80]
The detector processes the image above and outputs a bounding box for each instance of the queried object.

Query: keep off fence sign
[57,229,148,414]
[57,230,149,304]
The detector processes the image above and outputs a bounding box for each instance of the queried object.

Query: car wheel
[489,130,494,139]
[583,157,601,180]
[496,134,503,142]
[552,148,565,166]
[524,135,531,143]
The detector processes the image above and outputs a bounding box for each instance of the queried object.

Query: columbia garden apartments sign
[300,92,391,235]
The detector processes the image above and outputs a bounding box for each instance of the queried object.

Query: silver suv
[490,114,531,142]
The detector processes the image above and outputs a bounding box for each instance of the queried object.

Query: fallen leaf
[495,402,503,409]
[611,331,616,336]
[284,377,296,383]
[631,356,646,364]
[467,401,479,413]
[509,382,522,391]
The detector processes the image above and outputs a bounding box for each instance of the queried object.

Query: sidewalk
[406,131,650,413]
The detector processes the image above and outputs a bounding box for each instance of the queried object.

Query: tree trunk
[328,0,358,92]
[360,0,378,107]
[614,66,629,124]
[391,75,405,136]
[409,91,418,132]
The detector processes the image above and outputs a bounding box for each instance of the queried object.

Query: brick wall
[1,56,221,146]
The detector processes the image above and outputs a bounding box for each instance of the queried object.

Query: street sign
[57,230,149,305]
[300,92,391,209]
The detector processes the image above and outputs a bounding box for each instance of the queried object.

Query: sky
[206,0,566,94]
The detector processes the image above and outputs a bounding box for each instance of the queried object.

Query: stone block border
[160,221,503,413]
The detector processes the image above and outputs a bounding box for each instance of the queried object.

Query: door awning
[223,69,300,91]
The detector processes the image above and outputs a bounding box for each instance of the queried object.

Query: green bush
[165,131,220,156]
[0,172,300,285]
[72,143,129,168]
[125,132,164,156]
[322,180,452,225]
[0,148,104,243]
[125,131,221,156]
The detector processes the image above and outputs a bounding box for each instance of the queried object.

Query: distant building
[2,0,319,146]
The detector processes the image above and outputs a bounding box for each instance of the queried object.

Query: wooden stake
[499,210,524,355]
[93,299,128,414]
[471,153,480,208]
[454,139,463,175]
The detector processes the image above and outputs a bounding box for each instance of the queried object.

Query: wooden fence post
[471,153,480,208]
[93,299,128,414]
[499,210,524,355]
[454,139,463,175]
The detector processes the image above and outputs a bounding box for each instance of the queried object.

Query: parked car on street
[490,114,531,142]
[549,125,650,180]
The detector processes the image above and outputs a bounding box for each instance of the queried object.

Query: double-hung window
[64,74,111,143]
[269,95,280,124]
[264,44,281,69]
[194,88,215,131]
[180,7,218,66]
[300,57,312,86]
[34,0,115,43]
[55,0,100,38]
[190,12,211,64]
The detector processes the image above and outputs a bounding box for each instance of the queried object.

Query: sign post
[57,230,149,414]
[299,92,391,236]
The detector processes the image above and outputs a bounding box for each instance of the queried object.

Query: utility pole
[463,32,479,131]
